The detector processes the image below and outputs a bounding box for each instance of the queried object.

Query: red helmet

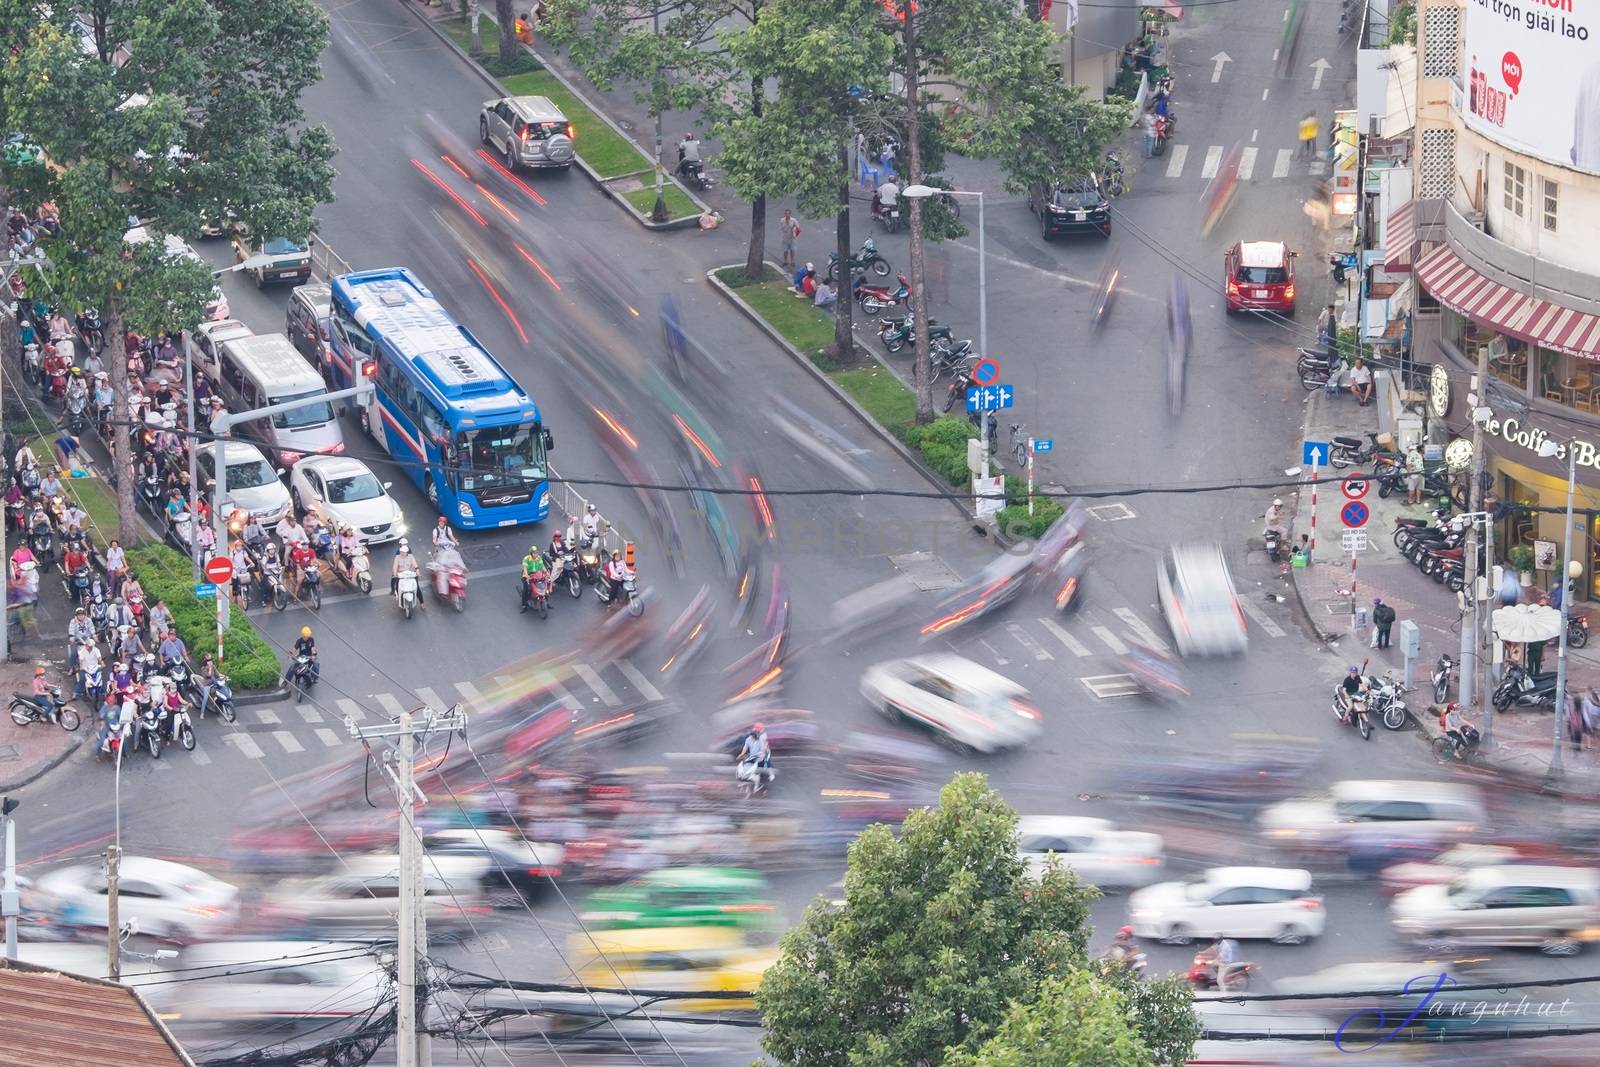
[1118,926,1133,936]
[752,722,766,733]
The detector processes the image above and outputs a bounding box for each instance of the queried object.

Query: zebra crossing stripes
[1200,146,1223,180]
[570,664,620,707]
[1038,617,1093,657]
[1089,625,1130,656]
[415,686,448,712]
[372,692,408,719]
[616,660,664,702]
[1005,622,1053,662]
[254,707,281,725]
[1273,148,1293,178]
[224,733,264,760]
[1238,596,1288,638]
[1155,145,1321,182]
[271,730,304,754]
[1164,145,1188,179]
[1236,146,1258,181]
[1113,608,1170,654]
[296,705,322,724]
[314,727,342,748]
[335,698,366,723]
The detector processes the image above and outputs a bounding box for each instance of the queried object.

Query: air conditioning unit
[1464,210,1486,230]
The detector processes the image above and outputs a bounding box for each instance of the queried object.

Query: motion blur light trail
[410,157,486,226]
[475,148,549,205]
[514,242,561,290]
[473,182,522,224]
[465,256,528,343]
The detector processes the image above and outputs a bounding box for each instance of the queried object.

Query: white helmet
[398,538,410,550]
[1273,498,1283,507]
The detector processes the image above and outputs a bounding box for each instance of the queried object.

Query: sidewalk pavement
[1288,380,1600,790]
[0,656,82,792]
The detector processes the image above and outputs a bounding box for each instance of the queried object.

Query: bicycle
[1431,726,1482,763]
[1008,422,1029,468]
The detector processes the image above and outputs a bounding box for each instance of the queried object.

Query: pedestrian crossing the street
[164,597,1295,765]
[1153,145,1322,183]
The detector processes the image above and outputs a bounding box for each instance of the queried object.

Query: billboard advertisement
[1463,0,1600,175]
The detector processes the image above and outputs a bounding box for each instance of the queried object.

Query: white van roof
[219,332,324,390]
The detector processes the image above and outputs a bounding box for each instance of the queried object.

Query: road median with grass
[426,11,705,227]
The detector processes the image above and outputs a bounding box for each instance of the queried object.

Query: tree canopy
[757,773,1200,1066]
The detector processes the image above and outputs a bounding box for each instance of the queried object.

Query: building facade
[1386,0,1600,594]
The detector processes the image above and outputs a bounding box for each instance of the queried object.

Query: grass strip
[620,184,700,222]
[127,544,282,690]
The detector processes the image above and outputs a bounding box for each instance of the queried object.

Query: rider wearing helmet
[392,538,422,602]
[291,625,320,680]
[520,544,547,612]
[602,548,629,602]
[432,515,458,552]
[548,528,566,563]
[739,721,771,768]
[581,502,602,542]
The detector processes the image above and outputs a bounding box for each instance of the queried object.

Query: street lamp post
[1536,437,1582,778]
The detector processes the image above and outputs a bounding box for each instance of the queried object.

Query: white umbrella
[1491,603,1563,643]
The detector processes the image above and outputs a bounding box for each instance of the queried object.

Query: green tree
[949,970,1156,1067]
[759,773,1112,1066]
[0,0,335,539]
[721,0,891,356]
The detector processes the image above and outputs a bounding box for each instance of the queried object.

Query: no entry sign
[203,556,235,586]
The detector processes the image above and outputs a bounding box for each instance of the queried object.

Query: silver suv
[479,95,575,171]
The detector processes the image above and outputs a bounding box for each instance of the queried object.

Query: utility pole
[1464,342,1490,728]
[105,844,120,981]
[346,703,467,1067]
[2,797,19,959]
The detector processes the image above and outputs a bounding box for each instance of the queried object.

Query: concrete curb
[236,686,291,707]
[402,7,707,231]
[0,733,82,794]
[706,263,975,528]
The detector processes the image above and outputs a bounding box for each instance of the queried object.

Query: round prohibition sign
[1341,473,1369,500]
[970,358,1000,386]
[1340,500,1370,528]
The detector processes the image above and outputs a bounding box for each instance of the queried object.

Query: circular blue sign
[1340,500,1369,528]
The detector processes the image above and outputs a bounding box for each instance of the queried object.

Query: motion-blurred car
[860,654,1042,754]
[838,728,951,785]
[288,455,404,544]
[568,928,775,1011]
[423,828,566,908]
[1380,844,1526,895]
[580,867,771,931]
[286,283,333,376]
[1391,866,1600,956]
[1259,781,1485,849]
[1128,866,1325,944]
[230,231,312,287]
[142,940,387,1034]
[920,553,1032,636]
[29,857,239,942]
[1157,543,1248,656]
[1017,816,1165,889]
[263,854,490,937]
[503,699,684,761]
[479,95,575,170]
[711,706,820,757]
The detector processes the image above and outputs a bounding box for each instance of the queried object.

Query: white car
[859,654,1043,754]
[28,856,240,942]
[265,853,490,937]
[1157,543,1248,656]
[1259,780,1485,849]
[1380,844,1524,895]
[229,230,312,287]
[198,440,292,527]
[1017,816,1164,889]
[1128,866,1325,945]
[124,225,229,320]
[1390,866,1600,955]
[288,455,405,544]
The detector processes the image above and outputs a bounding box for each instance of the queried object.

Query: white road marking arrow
[1310,57,1331,90]
[1211,51,1233,83]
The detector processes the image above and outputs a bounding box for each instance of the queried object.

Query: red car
[1224,240,1296,314]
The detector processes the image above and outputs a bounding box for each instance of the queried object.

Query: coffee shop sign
[1485,416,1600,469]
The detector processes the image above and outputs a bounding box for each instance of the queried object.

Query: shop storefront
[1433,348,1600,598]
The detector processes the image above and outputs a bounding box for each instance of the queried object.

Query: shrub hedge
[996,500,1067,541]
[126,544,282,690]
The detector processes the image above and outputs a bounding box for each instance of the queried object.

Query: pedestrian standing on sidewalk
[1299,113,1318,157]
[1405,445,1425,505]
[779,209,801,272]
[1141,110,1159,159]
[1528,638,1546,676]
[1372,597,1396,649]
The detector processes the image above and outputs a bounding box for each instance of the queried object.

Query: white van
[209,333,345,466]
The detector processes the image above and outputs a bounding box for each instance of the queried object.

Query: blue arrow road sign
[966,384,1017,413]
[1340,501,1370,528]
[997,384,1014,408]
[1303,439,1330,467]
[1032,438,1054,453]
[194,582,217,599]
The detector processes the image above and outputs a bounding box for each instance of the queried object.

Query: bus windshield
[272,390,335,429]
[455,425,547,494]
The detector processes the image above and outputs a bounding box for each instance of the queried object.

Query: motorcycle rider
[157,628,187,669]
[873,176,900,224]
[276,512,308,556]
[1263,498,1288,542]
[290,625,320,682]
[146,598,173,644]
[1196,936,1242,991]
[548,528,567,565]
[431,515,458,553]
[1337,665,1367,719]
[195,652,220,716]
[581,502,603,543]
[676,131,702,178]
[287,537,317,599]
[739,721,772,770]
[602,549,630,604]
[520,545,548,612]
[335,523,361,581]
[257,541,284,604]
[94,689,122,760]
[392,538,422,602]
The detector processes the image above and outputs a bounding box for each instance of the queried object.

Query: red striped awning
[1416,244,1600,360]
[1382,200,1417,273]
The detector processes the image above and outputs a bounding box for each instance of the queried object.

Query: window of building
[1422,6,1460,78]
[1542,179,1558,231]
[1503,161,1526,217]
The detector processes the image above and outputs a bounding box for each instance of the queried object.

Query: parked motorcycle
[9,686,80,731]
[1366,671,1411,730]
[1493,663,1558,711]
[1432,652,1455,703]
[879,313,952,354]
[854,274,912,317]
[1328,431,1396,469]
[1296,347,1337,391]
[823,239,891,284]
[1264,528,1284,563]
[1569,614,1590,649]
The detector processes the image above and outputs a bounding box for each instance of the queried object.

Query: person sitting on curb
[1349,356,1373,406]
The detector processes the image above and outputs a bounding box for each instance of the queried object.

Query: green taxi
[580,867,772,930]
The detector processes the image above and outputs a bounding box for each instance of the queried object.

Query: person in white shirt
[874,179,899,224]
[1348,356,1373,406]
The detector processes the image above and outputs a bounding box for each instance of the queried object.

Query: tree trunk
[107,299,137,541]
[903,4,932,422]
[831,143,854,363]
[496,0,517,61]
[743,72,767,279]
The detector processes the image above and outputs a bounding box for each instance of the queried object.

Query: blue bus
[326,268,553,529]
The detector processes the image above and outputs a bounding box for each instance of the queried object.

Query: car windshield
[227,459,278,491]
[1238,266,1289,284]
[327,472,383,504]
[1183,882,1216,903]
[262,237,305,254]
[455,424,547,494]
[1053,187,1102,209]
[271,389,335,429]
[1444,879,1477,902]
